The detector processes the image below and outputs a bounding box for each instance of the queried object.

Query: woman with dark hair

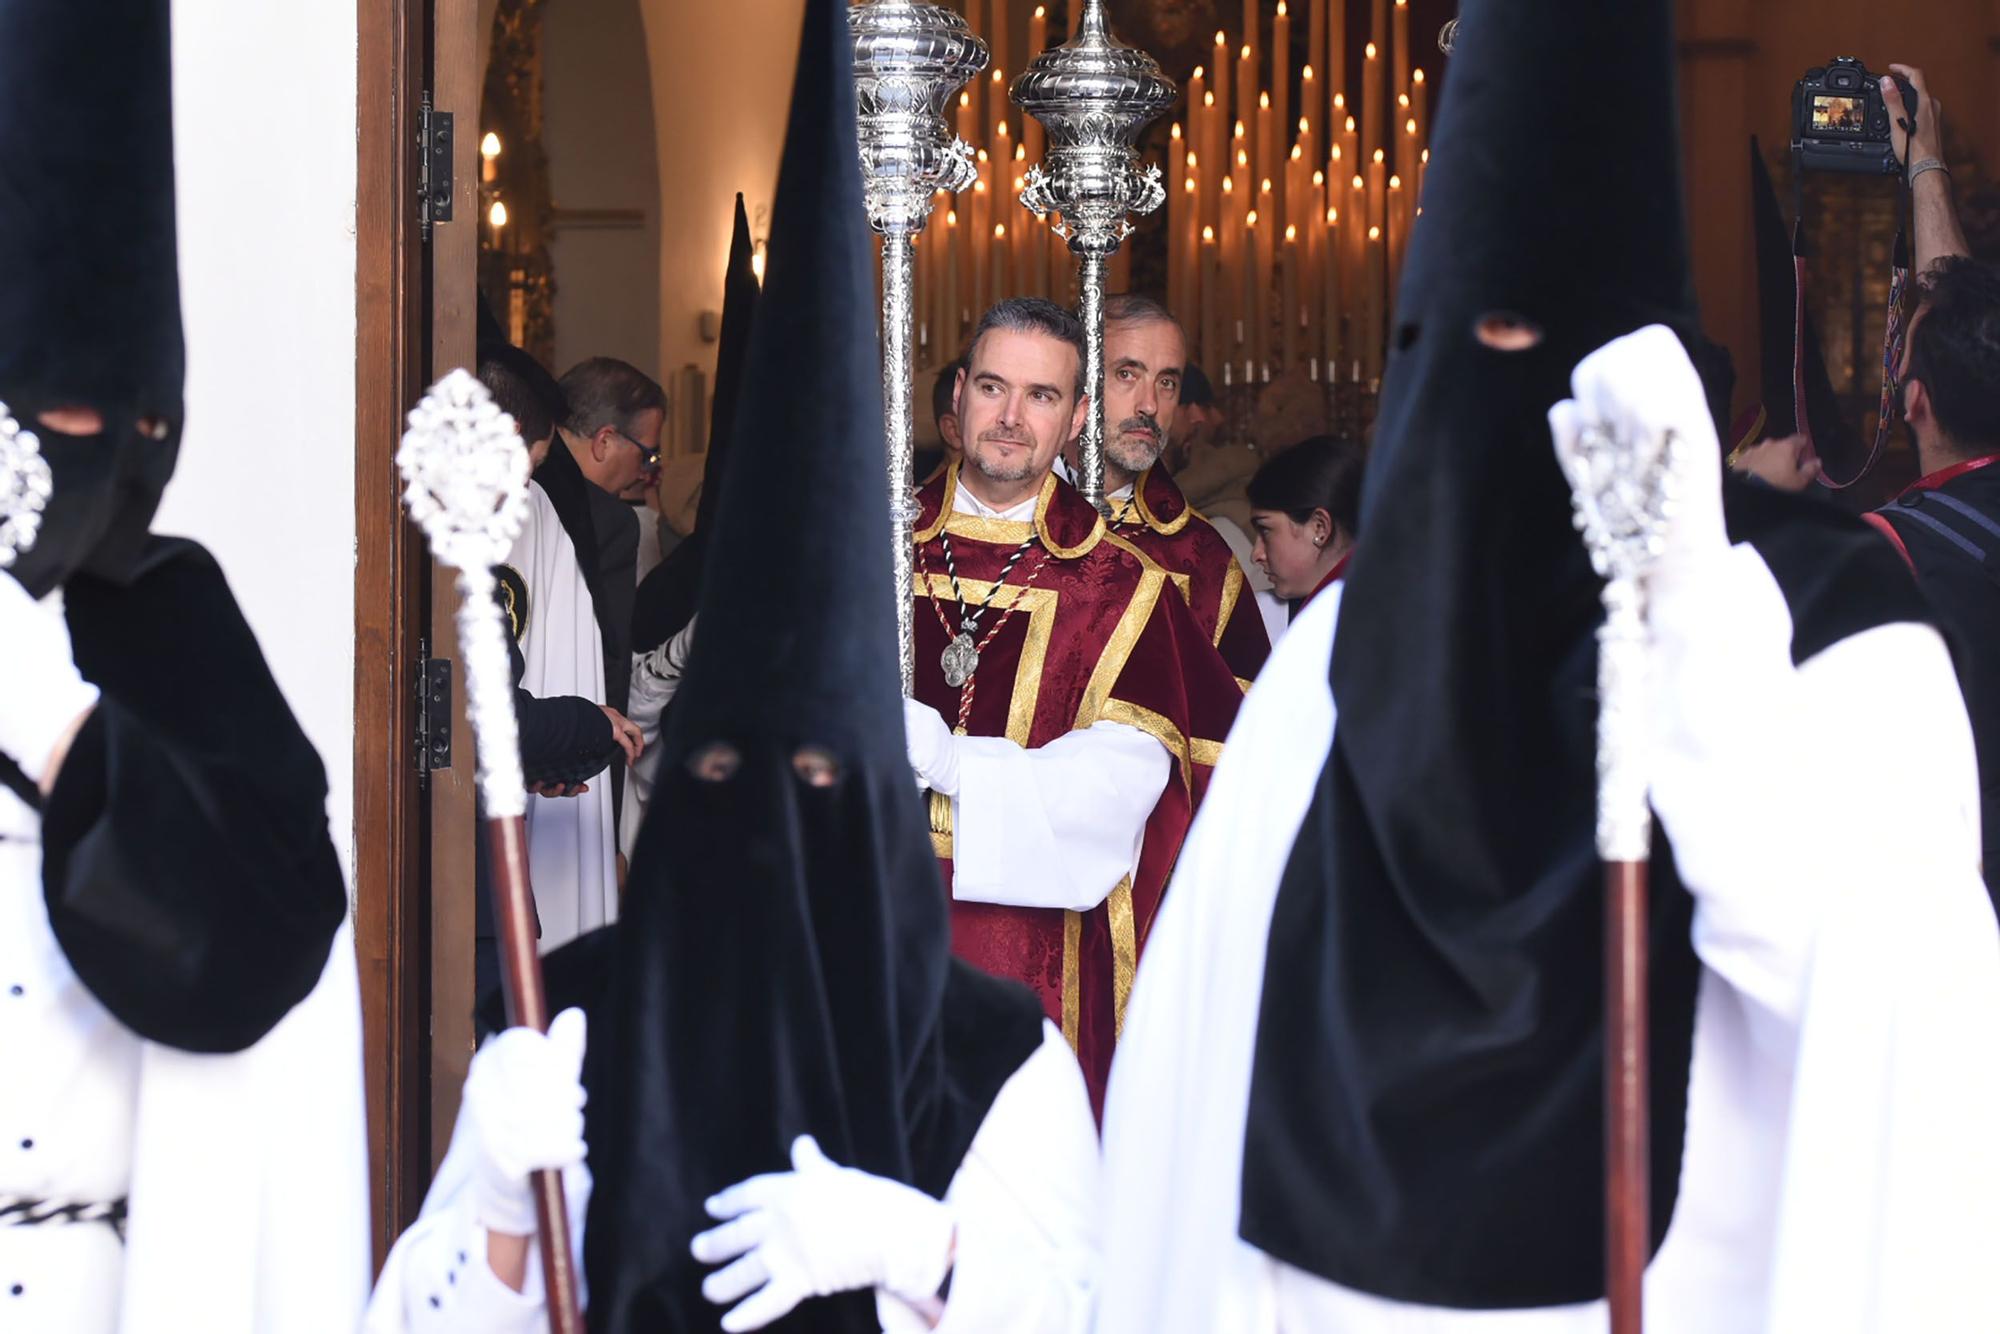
[1245,435,1366,614]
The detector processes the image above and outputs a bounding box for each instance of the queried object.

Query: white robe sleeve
[949,722,1170,912]
[364,1049,594,1334]
[880,1022,1101,1334]
[1647,542,2000,1332]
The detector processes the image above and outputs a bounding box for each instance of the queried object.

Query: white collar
[1053,455,1135,502]
[953,479,1040,522]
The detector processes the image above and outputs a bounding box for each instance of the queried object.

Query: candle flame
[992,70,1003,83]
[1334,92,1346,109]
[1204,91,1215,107]
[996,121,1008,137]
[995,223,1006,238]
[974,180,987,193]
[1331,145,1343,161]
[1406,118,1417,135]
[1016,144,1026,160]
[1247,210,1258,226]
[977,148,989,162]
[1414,68,1426,83]
[1396,0,1407,7]
[1399,93,1410,108]
[1222,176,1234,195]
[1215,29,1226,45]
[480,131,502,159]
[1187,152,1198,168]
[1345,115,1356,132]
[1389,174,1402,188]
[1035,4,1045,14]
[1260,91,1270,109]
[1237,148,1248,167]
[1172,123,1182,139]
[1421,148,1430,162]
[1193,65,1205,78]
[1184,177,1196,193]
[959,92,970,108]
[1285,223,1297,241]
[1372,148,1385,163]
[1202,225,1215,242]
[488,199,507,228]
[1291,145,1302,161]
[1303,64,1314,80]
[1261,177,1273,193]
[1368,225,1381,240]
[947,209,958,225]
[1299,115,1310,133]
[1313,169,1325,185]
[1277,0,1287,14]
[1241,44,1251,59]
[1366,41,1377,59]
[751,250,765,280]
[1327,206,1338,223]
[1351,174,1364,190]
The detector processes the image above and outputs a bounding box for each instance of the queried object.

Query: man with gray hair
[902,296,1244,1112]
[1060,293,1270,684]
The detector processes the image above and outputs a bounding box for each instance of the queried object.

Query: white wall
[637,0,806,383]
[157,1,359,887]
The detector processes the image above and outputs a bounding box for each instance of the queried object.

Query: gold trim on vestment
[1166,570,1192,605]
[1132,466,1193,536]
[1192,737,1224,767]
[915,463,1105,558]
[1062,909,1082,1050]
[929,790,954,859]
[1235,677,1255,695]
[1098,698,1194,792]
[1214,561,1245,647]
[913,572,1057,747]
[1108,877,1137,1039]
[1072,559,1166,731]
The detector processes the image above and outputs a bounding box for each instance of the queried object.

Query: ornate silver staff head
[850,0,988,237]
[0,404,52,568]
[1553,414,1694,863]
[397,368,534,817]
[1010,0,1176,259]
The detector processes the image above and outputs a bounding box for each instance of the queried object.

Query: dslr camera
[1792,57,1917,175]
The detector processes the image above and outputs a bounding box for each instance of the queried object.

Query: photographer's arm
[1885,65,1971,271]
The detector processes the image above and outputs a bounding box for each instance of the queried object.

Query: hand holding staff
[1549,325,1713,1334]
[399,369,584,1334]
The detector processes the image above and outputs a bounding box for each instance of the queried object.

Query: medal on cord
[922,530,1050,730]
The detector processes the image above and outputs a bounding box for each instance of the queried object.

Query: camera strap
[1788,146,1910,491]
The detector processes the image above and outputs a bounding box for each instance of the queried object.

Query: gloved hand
[902,697,961,796]
[638,614,697,690]
[690,1135,956,1333]
[0,572,100,784]
[1547,323,1727,579]
[460,1007,589,1237]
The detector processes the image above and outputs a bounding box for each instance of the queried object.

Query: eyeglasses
[609,428,661,469]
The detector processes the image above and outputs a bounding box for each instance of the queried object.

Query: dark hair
[1909,256,2000,452]
[1247,434,1367,534]
[964,297,1087,399]
[1103,292,1184,337]
[932,357,965,428]
[478,344,568,446]
[1180,362,1216,408]
[558,356,669,438]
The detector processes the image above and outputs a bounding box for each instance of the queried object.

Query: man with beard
[1060,294,1270,684]
[904,297,1244,1112]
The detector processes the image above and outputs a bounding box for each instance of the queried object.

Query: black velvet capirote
[1750,138,1865,475]
[1239,0,1710,1308]
[37,540,347,1053]
[0,0,186,597]
[577,0,1044,1326]
[632,194,759,655]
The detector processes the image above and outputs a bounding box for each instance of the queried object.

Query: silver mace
[850,0,988,696]
[1553,412,1694,1334]
[397,370,584,1334]
[1012,0,1175,517]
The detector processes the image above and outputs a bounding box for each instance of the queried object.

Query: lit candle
[1346,172,1365,352]
[1256,178,1276,371]
[1417,145,1429,209]
[971,152,991,314]
[991,117,1011,205]
[1237,43,1257,177]
[1220,175,1241,352]
[1282,225,1301,369]
[1212,31,1231,163]
[1387,172,1403,290]
[1256,92,1276,224]
[1201,225,1219,369]
[1365,222,1384,379]
[1361,38,1381,169]
[1392,0,1409,108]
[944,208,961,351]
[1322,202,1340,375]
[1300,68,1318,162]
[1340,112,1358,196]
[1014,149,1038,297]
[1169,123,1186,315]
[992,222,1010,310]
[1242,207,1260,378]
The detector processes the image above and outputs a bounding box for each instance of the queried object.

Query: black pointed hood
[631,194,760,653]
[0,0,186,596]
[1238,0,1704,1307]
[577,0,1043,1326]
[1750,138,1865,473]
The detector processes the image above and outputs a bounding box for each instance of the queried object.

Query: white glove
[690,1135,955,1333]
[638,614,697,690]
[903,697,961,796]
[0,573,100,784]
[461,1007,589,1237]
[1546,324,1728,581]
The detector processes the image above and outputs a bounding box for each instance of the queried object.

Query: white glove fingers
[700,1252,771,1306]
[547,1007,589,1080]
[720,1280,804,1334]
[705,1172,788,1219]
[690,1210,768,1263]
[789,1135,829,1171]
